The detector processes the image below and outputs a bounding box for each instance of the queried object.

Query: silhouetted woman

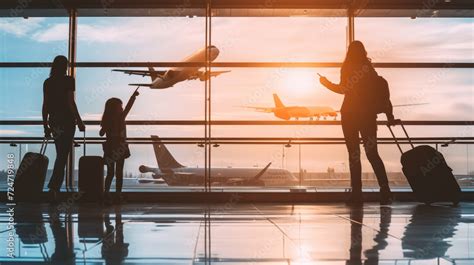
[319,41,394,204]
[100,89,139,201]
[43,55,85,200]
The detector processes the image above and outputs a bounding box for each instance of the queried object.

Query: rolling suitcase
[79,131,104,200]
[14,138,49,201]
[388,120,461,205]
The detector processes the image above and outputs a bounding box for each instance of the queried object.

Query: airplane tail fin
[253,162,272,180]
[148,66,159,81]
[273,94,285,108]
[151,135,185,170]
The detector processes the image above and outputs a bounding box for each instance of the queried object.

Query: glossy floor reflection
[0,202,473,264]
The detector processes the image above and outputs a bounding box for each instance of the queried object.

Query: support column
[204,0,212,192]
[347,8,355,47]
[66,9,77,191]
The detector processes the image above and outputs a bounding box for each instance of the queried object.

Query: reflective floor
[0,202,473,264]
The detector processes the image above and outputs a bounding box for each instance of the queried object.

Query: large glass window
[0,17,68,62]
[212,17,347,62]
[0,9,473,193]
[356,18,474,62]
[76,17,206,62]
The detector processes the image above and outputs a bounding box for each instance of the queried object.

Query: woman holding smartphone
[319,41,396,205]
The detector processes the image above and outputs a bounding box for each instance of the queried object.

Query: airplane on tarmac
[112,46,230,89]
[244,94,338,120]
[244,93,426,121]
[138,135,298,186]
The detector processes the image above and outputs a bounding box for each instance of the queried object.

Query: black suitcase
[388,120,461,205]
[14,138,49,201]
[79,131,104,200]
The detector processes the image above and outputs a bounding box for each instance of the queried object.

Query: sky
[0,16,473,176]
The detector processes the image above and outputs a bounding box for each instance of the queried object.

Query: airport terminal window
[117,144,206,191]
[0,17,68,62]
[0,10,473,193]
[211,17,347,62]
[211,68,342,121]
[75,68,206,121]
[374,68,474,121]
[0,68,49,121]
[356,18,474,62]
[76,17,206,62]
[210,67,474,124]
[205,143,473,190]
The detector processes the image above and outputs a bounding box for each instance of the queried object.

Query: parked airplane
[244,94,338,120]
[138,135,298,186]
[112,46,230,89]
[245,93,426,121]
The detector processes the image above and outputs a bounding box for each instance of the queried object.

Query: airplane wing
[112,69,167,77]
[393,103,428,107]
[241,106,275,113]
[208,70,231,77]
[128,83,154,87]
[138,178,166,184]
[190,70,231,80]
[225,162,272,185]
[252,162,272,180]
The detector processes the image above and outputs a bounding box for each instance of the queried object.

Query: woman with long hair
[42,55,85,200]
[319,41,395,204]
[100,89,139,202]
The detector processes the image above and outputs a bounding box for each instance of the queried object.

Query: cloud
[0,17,45,37]
[32,23,67,42]
[32,17,203,45]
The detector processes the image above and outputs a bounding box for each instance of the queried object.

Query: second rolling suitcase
[79,131,104,200]
[388,120,461,205]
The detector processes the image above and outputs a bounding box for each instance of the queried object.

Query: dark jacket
[323,61,378,117]
[43,75,76,125]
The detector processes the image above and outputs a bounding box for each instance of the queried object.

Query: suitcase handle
[387,119,415,154]
[83,130,86,156]
[39,137,48,155]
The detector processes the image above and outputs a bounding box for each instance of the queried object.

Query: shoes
[346,192,363,206]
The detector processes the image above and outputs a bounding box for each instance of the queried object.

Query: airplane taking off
[245,94,338,120]
[138,136,298,186]
[112,46,230,89]
[245,94,427,121]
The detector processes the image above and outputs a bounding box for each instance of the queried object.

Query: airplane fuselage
[149,167,297,186]
[273,106,337,120]
[151,46,220,89]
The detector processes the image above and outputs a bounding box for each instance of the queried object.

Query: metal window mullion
[347,7,354,47]
[204,1,210,192]
[207,0,212,193]
[66,8,77,192]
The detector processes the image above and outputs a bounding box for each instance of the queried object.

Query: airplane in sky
[245,93,426,121]
[138,135,298,186]
[112,46,230,89]
[244,93,338,120]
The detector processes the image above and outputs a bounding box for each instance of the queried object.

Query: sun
[280,69,317,95]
